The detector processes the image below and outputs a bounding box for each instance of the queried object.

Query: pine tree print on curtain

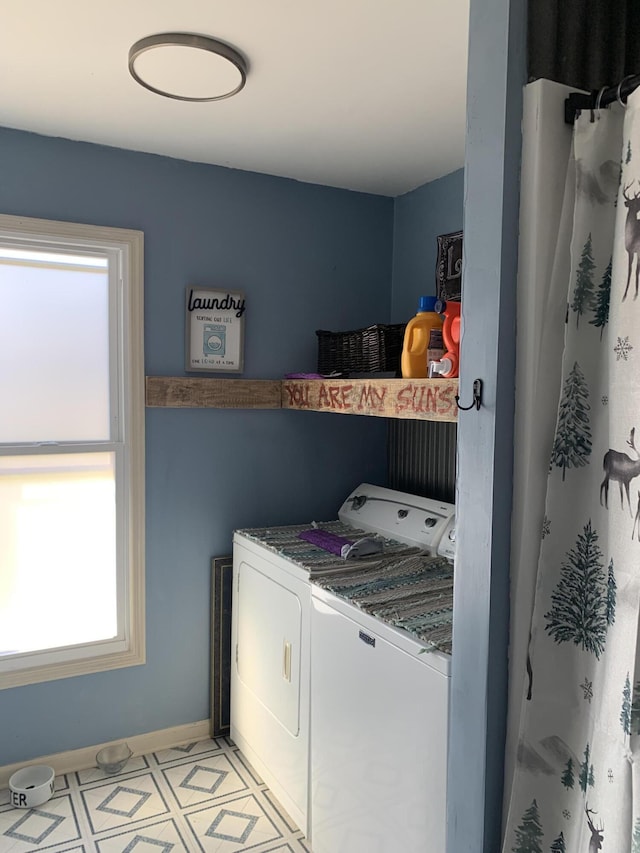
[571,234,596,326]
[544,521,608,658]
[577,743,595,794]
[550,831,566,853]
[550,362,592,480]
[561,758,575,790]
[621,673,632,735]
[589,259,612,337]
[511,799,543,853]
[632,682,640,734]
[606,559,616,624]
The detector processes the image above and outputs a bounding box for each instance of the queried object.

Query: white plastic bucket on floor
[9,765,55,809]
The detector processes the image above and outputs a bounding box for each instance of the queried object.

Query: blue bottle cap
[418,295,438,312]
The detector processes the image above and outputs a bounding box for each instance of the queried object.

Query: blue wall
[391,169,465,323]
[0,127,392,764]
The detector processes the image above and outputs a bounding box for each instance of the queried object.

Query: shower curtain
[503,87,640,851]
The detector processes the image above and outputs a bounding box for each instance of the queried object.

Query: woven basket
[316,324,406,375]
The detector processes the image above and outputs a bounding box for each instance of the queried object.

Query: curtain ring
[595,86,607,119]
[617,75,635,108]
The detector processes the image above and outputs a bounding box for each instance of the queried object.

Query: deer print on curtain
[503,90,640,852]
[600,427,640,514]
[622,183,640,300]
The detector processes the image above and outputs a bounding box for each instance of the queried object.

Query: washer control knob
[397,509,409,518]
[448,528,456,542]
[424,517,437,528]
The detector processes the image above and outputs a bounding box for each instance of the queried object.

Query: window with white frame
[0,215,145,689]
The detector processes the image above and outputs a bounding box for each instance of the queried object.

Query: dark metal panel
[387,420,457,504]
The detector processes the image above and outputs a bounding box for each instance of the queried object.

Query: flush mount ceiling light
[128,33,247,102]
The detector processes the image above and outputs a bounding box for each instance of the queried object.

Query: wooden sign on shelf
[282,378,458,422]
[145,376,458,422]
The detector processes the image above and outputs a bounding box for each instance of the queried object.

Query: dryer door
[236,558,302,735]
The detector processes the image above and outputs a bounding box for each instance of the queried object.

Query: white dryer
[230,533,311,835]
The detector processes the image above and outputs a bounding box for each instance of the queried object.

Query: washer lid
[338,483,455,554]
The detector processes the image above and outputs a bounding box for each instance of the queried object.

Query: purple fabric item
[284,373,325,379]
[298,528,353,556]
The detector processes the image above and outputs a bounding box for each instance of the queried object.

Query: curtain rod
[564,73,640,123]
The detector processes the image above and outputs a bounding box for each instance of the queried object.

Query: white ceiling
[0,0,469,197]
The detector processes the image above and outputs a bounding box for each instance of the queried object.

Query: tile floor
[0,737,311,853]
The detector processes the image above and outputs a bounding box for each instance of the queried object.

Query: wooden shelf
[282,378,458,421]
[146,376,458,422]
[146,377,282,409]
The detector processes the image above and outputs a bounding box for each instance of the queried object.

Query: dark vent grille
[387,420,457,504]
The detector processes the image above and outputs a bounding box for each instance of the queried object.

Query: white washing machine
[310,485,454,853]
[230,483,455,847]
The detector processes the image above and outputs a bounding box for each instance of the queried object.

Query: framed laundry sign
[185,287,246,373]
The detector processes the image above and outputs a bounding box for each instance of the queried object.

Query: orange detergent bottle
[400,296,444,379]
[429,300,461,378]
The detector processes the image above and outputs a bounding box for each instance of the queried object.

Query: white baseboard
[0,719,211,789]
